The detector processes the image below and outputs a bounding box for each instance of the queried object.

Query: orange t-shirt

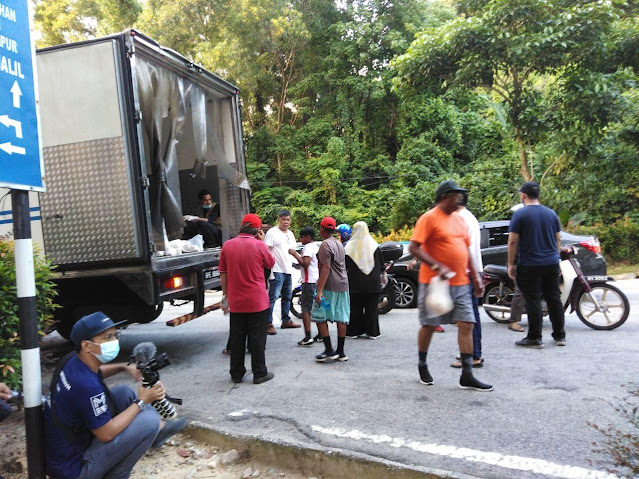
[410,207,470,286]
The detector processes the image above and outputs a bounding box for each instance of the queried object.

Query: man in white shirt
[451,193,485,368]
[265,210,301,334]
[289,226,321,346]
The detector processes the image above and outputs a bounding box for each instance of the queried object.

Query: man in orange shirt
[408,180,493,391]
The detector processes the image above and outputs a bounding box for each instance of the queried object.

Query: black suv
[390,220,606,309]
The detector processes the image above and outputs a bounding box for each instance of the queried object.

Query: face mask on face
[202,204,213,210]
[92,340,120,363]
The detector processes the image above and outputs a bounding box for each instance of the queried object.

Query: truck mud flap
[166,301,221,327]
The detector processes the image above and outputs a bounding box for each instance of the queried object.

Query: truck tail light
[579,239,601,254]
[164,276,183,290]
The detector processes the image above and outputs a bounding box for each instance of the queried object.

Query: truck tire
[135,302,164,324]
[55,310,76,340]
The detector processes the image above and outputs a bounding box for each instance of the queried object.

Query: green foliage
[569,218,639,264]
[588,384,639,476]
[31,0,639,245]
[394,0,635,181]
[34,0,142,47]
[0,241,58,389]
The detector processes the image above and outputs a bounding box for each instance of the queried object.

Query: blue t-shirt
[44,355,112,479]
[508,205,561,266]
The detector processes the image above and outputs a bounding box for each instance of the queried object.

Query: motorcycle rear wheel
[379,280,396,315]
[290,288,303,319]
[483,284,515,323]
[576,283,630,330]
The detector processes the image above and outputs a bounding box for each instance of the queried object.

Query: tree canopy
[34,0,639,233]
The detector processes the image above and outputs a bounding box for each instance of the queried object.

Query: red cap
[320,217,336,230]
[242,213,262,228]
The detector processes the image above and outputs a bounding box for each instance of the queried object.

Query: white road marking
[311,425,618,479]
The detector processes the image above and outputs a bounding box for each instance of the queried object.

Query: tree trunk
[515,132,533,181]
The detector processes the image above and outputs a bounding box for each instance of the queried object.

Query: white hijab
[344,221,379,275]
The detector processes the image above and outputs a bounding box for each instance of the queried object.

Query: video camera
[129,342,182,419]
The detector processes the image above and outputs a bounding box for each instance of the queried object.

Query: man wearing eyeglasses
[44,312,185,479]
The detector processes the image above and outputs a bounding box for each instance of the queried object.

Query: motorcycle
[482,247,630,330]
[290,261,397,319]
[378,261,398,315]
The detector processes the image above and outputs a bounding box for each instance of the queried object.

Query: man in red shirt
[219,214,276,384]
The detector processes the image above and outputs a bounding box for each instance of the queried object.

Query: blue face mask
[202,204,213,210]
[92,340,120,363]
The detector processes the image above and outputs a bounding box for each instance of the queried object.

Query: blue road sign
[0,1,44,191]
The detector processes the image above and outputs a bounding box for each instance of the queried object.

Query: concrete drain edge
[187,421,480,479]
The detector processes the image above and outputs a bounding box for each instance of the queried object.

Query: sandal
[451,358,484,368]
[508,322,525,332]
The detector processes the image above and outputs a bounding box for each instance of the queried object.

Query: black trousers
[517,264,565,341]
[346,292,380,337]
[184,220,222,247]
[230,309,269,381]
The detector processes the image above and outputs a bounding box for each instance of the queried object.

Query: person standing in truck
[183,189,222,248]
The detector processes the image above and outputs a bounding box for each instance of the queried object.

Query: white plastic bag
[187,234,205,251]
[425,275,454,317]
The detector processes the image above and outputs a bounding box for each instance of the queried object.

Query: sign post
[0,1,46,478]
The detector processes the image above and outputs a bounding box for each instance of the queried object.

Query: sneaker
[335,352,348,362]
[365,334,381,340]
[231,376,243,384]
[281,320,301,329]
[313,334,323,342]
[418,364,433,385]
[316,350,339,362]
[267,325,277,335]
[346,335,360,339]
[434,325,445,333]
[152,417,187,448]
[459,374,494,392]
[515,338,544,349]
[253,372,274,384]
[555,338,566,346]
[298,337,314,346]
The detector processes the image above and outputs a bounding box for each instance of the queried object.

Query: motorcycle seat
[483,265,508,276]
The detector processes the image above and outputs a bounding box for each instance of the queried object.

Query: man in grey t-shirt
[312,217,350,362]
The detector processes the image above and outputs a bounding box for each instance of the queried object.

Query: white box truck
[4,30,251,338]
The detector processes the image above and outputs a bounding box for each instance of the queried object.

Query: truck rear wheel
[135,302,164,324]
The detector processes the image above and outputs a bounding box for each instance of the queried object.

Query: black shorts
[301,283,317,313]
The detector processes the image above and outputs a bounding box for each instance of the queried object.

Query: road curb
[611,273,637,280]
[187,420,480,479]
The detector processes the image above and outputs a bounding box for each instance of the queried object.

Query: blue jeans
[79,386,161,479]
[268,272,292,324]
[0,398,11,422]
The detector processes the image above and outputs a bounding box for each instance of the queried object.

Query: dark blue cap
[520,181,540,196]
[70,312,126,345]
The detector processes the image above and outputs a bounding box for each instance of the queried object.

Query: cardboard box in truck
[33,30,250,338]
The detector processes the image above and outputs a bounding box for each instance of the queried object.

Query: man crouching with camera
[44,312,185,479]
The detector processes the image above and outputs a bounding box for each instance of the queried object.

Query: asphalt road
[49,279,639,479]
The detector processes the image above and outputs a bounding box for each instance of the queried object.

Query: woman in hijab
[345,221,384,339]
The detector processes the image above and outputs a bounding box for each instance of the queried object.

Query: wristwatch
[134,399,146,411]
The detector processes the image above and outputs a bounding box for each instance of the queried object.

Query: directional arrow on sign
[0,142,26,155]
[0,115,23,138]
[10,81,22,109]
